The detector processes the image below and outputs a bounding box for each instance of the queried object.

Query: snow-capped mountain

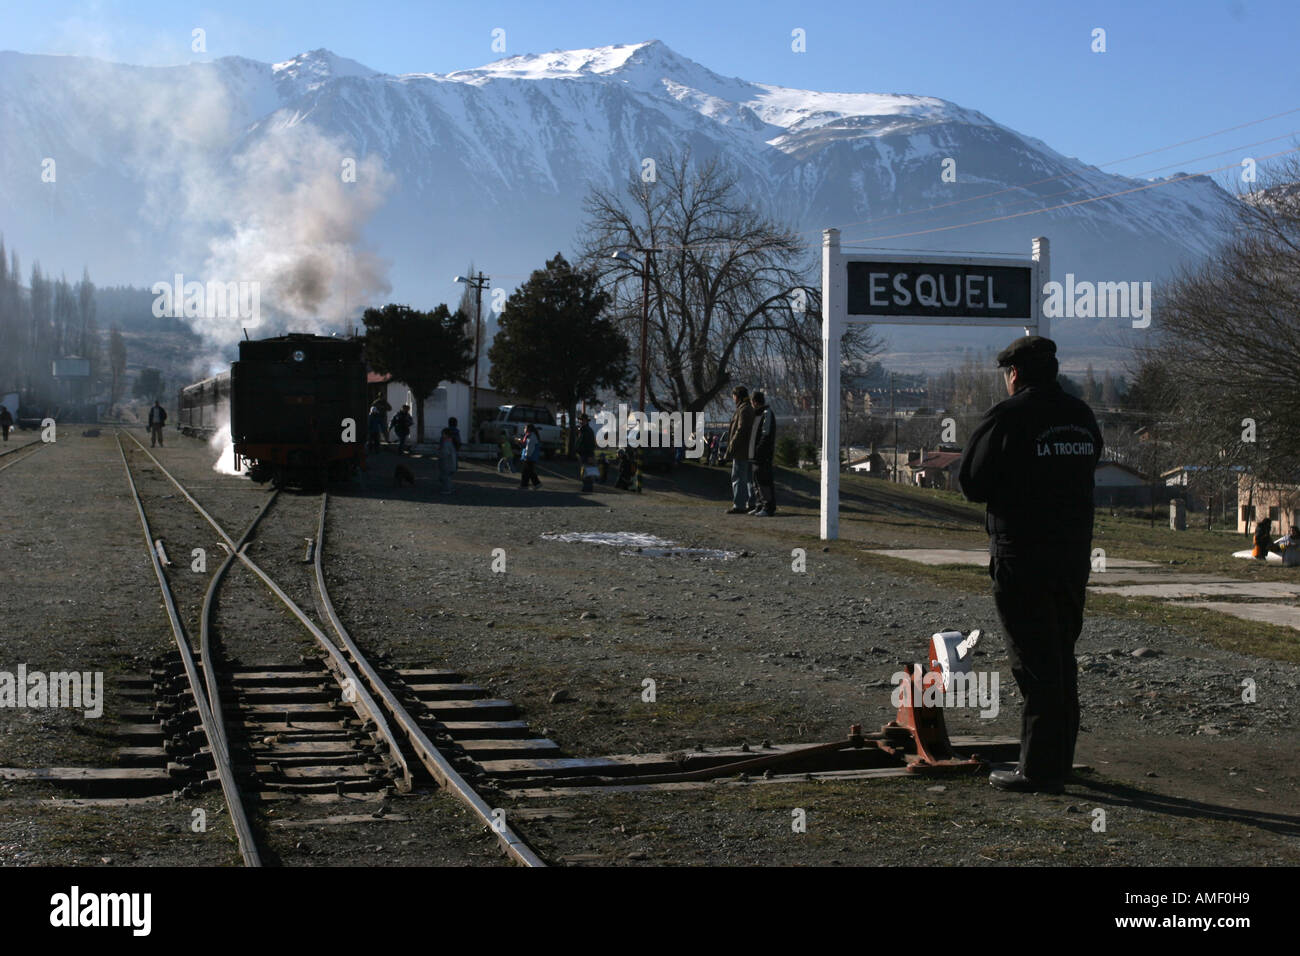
[0,40,1237,357]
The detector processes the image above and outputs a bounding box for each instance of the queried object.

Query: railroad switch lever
[929,629,981,691]
[877,630,984,772]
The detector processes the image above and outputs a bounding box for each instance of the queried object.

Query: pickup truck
[479,404,563,458]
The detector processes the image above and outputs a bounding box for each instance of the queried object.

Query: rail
[114,432,263,866]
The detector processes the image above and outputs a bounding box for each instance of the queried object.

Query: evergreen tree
[487,252,630,452]
[29,263,52,396]
[0,237,12,389]
[362,303,474,443]
[108,325,127,410]
[77,267,100,383]
[134,367,166,402]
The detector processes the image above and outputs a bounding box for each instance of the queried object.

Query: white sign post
[819,229,1050,539]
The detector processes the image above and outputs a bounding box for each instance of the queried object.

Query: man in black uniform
[958,336,1102,794]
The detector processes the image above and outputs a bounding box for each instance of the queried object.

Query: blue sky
[3,0,1298,184]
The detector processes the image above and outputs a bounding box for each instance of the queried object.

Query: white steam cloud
[54,52,393,357]
[194,122,393,343]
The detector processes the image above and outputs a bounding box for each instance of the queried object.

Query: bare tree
[580,151,878,416]
[1144,154,1300,488]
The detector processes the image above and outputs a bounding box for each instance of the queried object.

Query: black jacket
[749,406,776,463]
[958,382,1102,555]
[576,423,596,458]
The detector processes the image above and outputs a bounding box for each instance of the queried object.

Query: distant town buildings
[1238,474,1300,535]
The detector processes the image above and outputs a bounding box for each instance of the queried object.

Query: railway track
[0,437,47,473]
[114,429,545,867]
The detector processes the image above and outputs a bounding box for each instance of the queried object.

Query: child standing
[438,427,458,494]
[519,424,541,489]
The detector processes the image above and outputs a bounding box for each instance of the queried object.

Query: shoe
[725,507,745,514]
[754,510,773,518]
[989,769,1064,794]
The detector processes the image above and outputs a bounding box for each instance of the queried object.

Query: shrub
[776,436,800,467]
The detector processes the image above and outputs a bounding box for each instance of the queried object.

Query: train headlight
[292,350,306,362]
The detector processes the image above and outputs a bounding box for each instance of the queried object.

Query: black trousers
[753,459,776,513]
[989,549,1090,783]
[520,460,540,487]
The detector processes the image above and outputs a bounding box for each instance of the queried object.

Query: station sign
[846,261,1033,321]
[818,232,1050,540]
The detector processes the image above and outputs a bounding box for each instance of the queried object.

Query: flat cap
[996,335,1057,367]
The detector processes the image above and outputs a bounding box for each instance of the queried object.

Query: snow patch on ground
[541,530,737,560]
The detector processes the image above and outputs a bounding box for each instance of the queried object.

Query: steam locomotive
[177,333,368,487]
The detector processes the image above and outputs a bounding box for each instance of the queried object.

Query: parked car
[479,404,563,458]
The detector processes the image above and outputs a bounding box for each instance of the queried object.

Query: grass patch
[855,550,1300,664]
[1086,593,1299,663]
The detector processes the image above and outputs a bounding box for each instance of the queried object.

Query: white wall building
[371,375,469,443]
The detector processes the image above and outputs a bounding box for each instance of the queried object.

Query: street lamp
[454,272,489,440]
[610,247,660,412]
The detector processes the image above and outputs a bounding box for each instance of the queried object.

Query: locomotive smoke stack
[57,49,392,352]
[196,124,394,344]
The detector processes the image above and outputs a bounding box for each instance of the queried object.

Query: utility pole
[455,272,489,439]
[890,372,898,483]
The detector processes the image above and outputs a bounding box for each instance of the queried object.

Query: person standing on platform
[576,413,597,493]
[519,423,542,489]
[148,401,167,447]
[367,402,385,454]
[724,386,755,514]
[748,390,777,516]
[437,427,458,494]
[390,404,414,455]
[958,335,1102,795]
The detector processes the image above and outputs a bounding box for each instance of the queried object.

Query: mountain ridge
[0,41,1237,362]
